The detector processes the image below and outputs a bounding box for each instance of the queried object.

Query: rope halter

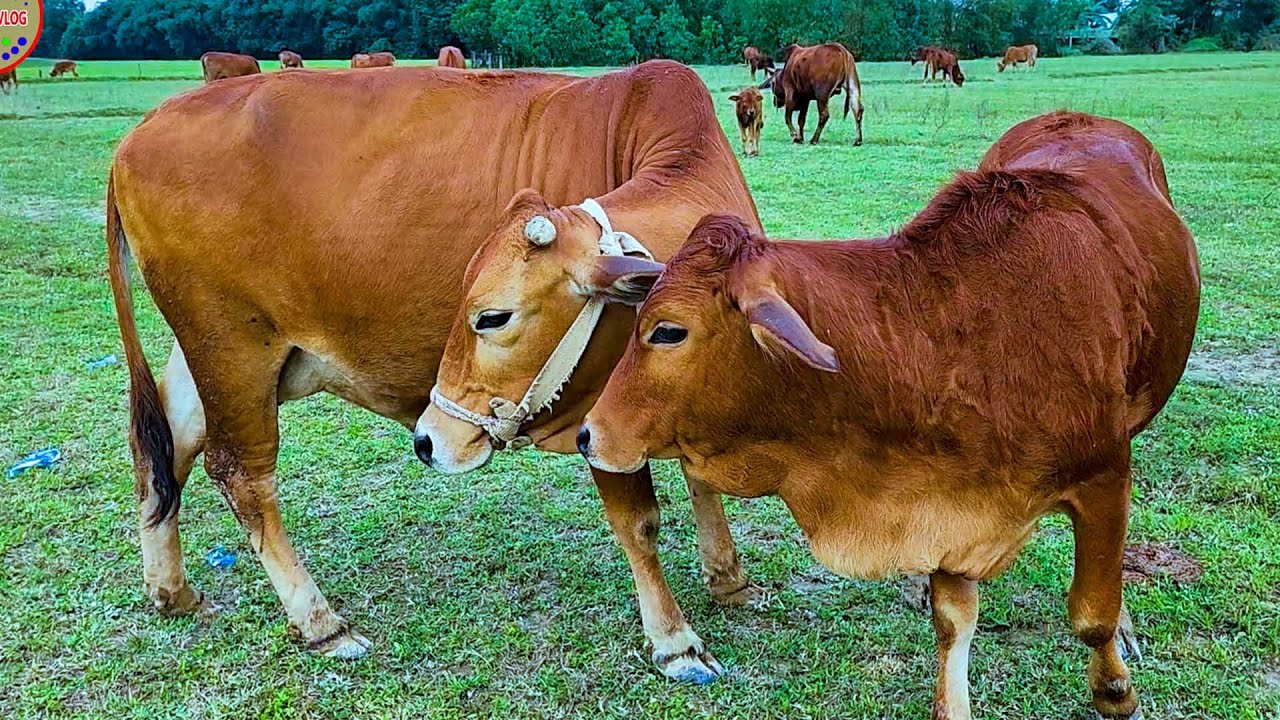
[428,198,653,451]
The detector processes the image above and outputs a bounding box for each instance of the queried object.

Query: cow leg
[592,465,723,684]
[685,476,763,606]
[796,104,809,144]
[810,96,831,145]
[930,571,977,720]
[785,107,799,143]
[191,335,370,658]
[739,125,749,156]
[140,342,207,616]
[1064,462,1139,719]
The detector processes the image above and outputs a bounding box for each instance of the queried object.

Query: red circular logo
[0,0,43,73]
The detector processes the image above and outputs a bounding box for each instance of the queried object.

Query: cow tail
[106,169,179,527]
[843,57,853,119]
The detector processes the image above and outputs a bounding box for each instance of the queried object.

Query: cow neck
[428,198,653,451]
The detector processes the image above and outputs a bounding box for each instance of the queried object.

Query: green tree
[1117,0,1177,52]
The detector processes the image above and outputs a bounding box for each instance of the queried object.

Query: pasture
[1,52,1278,718]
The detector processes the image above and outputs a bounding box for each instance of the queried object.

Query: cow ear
[577,255,666,305]
[739,288,839,373]
[729,94,740,102]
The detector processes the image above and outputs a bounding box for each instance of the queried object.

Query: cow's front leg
[785,107,799,143]
[684,475,764,606]
[592,465,723,684]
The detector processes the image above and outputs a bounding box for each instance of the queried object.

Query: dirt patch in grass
[1122,543,1204,585]
[1183,346,1280,387]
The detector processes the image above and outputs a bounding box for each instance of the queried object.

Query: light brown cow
[438,46,466,69]
[50,60,79,78]
[279,49,304,69]
[998,43,1039,72]
[0,68,15,94]
[743,46,774,81]
[729,87,763,157]
[351,51,396,68]
[200,51,261,82]
[580,112,1200,719]
[762,43,864,146]
[108,62,760,671]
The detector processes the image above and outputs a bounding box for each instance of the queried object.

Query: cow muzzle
[413,405,494,474]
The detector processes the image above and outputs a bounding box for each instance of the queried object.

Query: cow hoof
[792,137,803,144]
[809,139,820,145]
[149,582,208,617]
[1094,707,1142,720]
[711,581,769,608]
[1091,678,1139,719]
[654,633,725,685]
[316,627,373,659]
[854,140,863,147]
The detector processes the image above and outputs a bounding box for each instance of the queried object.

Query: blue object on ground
[205,545,237,570]
[6,448,62,479]
[87,354,119,370]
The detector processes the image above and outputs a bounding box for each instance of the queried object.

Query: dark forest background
[33,0,1280,66]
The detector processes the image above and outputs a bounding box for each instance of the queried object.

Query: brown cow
[729,87,764,157]
[998,43,1039,72]
[108,61,761,671]
[279,49,304,69]
[580,112,1199,719]
[437,46,466,69]
[200,51,261,82]
[351,51,396,68]
[0,68,15,94]
[743,46,774,81]
[50,60,79,78]
[762,43,863,146]
[913,46,964,86]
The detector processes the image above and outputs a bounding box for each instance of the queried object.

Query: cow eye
[474,310,513,332]
[647,323,687,346]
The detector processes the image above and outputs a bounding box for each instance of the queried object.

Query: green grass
[1,53,1278,719]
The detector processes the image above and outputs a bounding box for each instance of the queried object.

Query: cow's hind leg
[593,465,723,684]
[190,333,370,658]
[930,571,977,720]
[796,104,809,144]
[140,342,207,615]
[1064,461,1139,719]
[810,95,831,144]
[685,476,763,606]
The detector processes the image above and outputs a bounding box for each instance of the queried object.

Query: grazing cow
[108,61,761,672]
[579,112,1200,719]
[200,52,261,83]
[762,43,863,146]
[912,46,964,86]
[279,50,304,69]
[743,46,775,81]
[0,68,15,94]
[438,46,466,69]
[998,44,1039,72]
[351,51,396,68]
[50,60,79,78]
[730,87,764,157]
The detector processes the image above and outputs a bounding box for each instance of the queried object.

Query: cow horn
[525,216,556,246]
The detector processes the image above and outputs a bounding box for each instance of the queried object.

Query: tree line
[34,0,1280,66]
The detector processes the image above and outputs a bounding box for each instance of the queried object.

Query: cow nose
[413,433,433,466]
[576,426,591,456]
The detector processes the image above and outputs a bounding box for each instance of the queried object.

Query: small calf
[730,87,763,157]
[50,60,79,78]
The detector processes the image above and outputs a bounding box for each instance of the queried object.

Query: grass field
[1,52,1278,719]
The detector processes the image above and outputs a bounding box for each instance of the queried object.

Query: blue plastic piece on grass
[86,354,119,370]
[6,448,62,478]
[205,545,237,570]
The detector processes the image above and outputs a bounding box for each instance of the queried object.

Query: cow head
[729,87,762,126]
[415,189,664,473]
[578,213,838,476]
[950,63,966,86]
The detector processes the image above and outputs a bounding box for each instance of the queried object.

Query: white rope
[429,198,651,450]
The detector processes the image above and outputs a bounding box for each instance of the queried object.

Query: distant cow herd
[90,35,1187,720]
